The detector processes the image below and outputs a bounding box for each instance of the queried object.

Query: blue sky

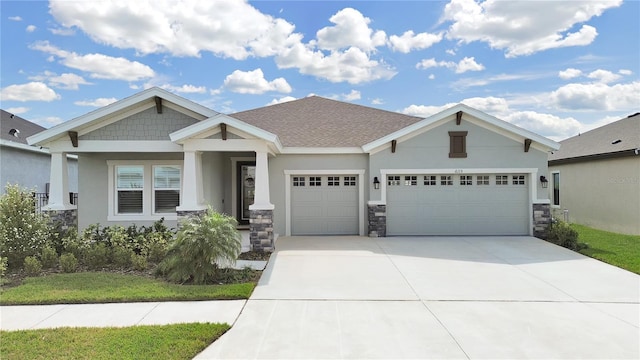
[1,0,638,141]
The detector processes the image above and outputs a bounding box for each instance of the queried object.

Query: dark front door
[237,161,256,225]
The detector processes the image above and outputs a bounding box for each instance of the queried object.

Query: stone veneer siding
[80,107,198,141]
[46,209,78,231]
[250,209,274,252]
[176,209,207,225]
[368,204,386,237]
[533,203,551,239]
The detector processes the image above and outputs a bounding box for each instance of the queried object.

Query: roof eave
[549,148,639,165]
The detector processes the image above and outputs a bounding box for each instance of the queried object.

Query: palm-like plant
[159,208,241,284]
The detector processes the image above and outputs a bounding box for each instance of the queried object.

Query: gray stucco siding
[80,107,199,141]
[1,146,78,193]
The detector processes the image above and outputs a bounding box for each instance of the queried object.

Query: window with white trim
[388,176,401,186]
[552,172,560,206]
[293,176,305,187]
[116,166,144,214]
[153,166,181,214]
[477,175,490,185]
[460,175,473,186]
[496,175,509,185]
[343,176,356,186]
[440,175,453,186]
[404,175,417,186]
[328,176,340,186]
[309,177,322,186]
[512,175,526,185]
[424,175,436,186]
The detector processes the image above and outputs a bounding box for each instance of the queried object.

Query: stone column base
[177,209,208,228]
[533,203,551,239]
[250,209,274,252]
[46,209,78,231]
[368,204,386,237]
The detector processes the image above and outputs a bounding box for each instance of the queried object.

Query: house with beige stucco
[27,87,560,250]
[548,113,640,235]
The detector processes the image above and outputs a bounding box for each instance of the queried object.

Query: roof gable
[231,96,422,147]
[549,113,640,162]
[27,87,218,146]
[363,104,560,153]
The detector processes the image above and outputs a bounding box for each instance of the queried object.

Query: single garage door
[387,174,529,236]
[291,175,359,235]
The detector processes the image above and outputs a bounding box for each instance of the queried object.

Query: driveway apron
[196,236,640,359]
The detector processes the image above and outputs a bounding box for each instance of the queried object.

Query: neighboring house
[1,109,78,195]
[27,88,559,250]
[548,113,640,235]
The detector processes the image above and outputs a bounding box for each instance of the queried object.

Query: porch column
[177,150,206,213]
[249,150,274,252]
[44,152,77,230]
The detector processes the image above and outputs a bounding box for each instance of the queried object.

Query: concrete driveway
[196,236,639,359]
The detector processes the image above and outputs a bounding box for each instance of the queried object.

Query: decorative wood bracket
[456,111,463,125]
[220,123,227,140]
[524,138,532,152]
[155,96,162,114]
[391,139,397,153]
[68,131,78,148]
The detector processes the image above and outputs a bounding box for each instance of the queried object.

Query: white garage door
[387,174,529,236]
[291,175,359,235]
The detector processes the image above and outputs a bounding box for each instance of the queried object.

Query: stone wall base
[368,204,386,237]
[46,209,78,231]
[533,203,551,239]
[250,209,274,252]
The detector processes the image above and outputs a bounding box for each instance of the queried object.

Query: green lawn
[0,323,229,360]
[0,272,255,305]
[574,224,640,274]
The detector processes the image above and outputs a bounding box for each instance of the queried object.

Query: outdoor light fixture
[373,177,380,190]
[540,175,548,188]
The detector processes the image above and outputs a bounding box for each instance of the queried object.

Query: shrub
[131,254,148,271]
[85,243,110,270]
[545,220,579,250]
[61,227,88,261]
[40,246,59,268]
[0,184,52,269]
[158,208,241,284]
[59,253,78,273]
[111,246,134,268]
[0,256,8,278]
[23,256,42,276]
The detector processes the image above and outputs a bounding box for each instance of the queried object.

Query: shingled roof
[549,113,640,164]
[1,109,45,145]
[231,96,423,147]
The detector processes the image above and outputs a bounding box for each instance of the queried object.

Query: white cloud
[586,69,621,84]
[29,71,91,90]
[428,74,435,80]
[223,68,292,94]
[8,16,22,21]
[558,68,582,80]
[619,69,632,75]
[267,96,297,106]
[160,84,207,94]
[388,30,442,53]
[36,116,64,127]
[30,41,155,81]
[451,72,546,89]
[416,57,484,73]
[0,82,61,102]
[49,27,75,36]
[342,90,361,101]
[371,98,384,105]
[74,97,118,107]
[446,49,456,56]
[26,25,36,32]
[315,8,386,52]
[442,0,622,57]
[5,107,29,114]
[551,81,640,111]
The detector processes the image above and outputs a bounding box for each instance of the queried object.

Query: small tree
[0,184,52,269]
[159,208,241,284]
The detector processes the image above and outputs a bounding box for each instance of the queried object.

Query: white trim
[378,167,538,236]
[284,169,366,237]
[183,139,269,153]
[550,170,561,208]
[107,160,183,222]
[231,157,256,223]
[48,140,183,153]
[280,147,364,154]
[28,87,218,146]
[1,139,50,154]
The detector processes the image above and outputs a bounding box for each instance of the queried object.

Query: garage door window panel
[424,175,437,186]
[477,175,490,185]
[310,177,322,186]
[441,175,453,186]
[344,176,356,186]
[404,176,417,186]
[388,176,401,186]
[293,176,305,187]
[513,175,526,185]
[496,175,509,185]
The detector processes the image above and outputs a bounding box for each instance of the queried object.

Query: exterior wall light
[540,175,548,188]
[373,176,380,190]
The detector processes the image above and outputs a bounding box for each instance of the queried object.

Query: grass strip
[574,224,640,274]
[0,272,254,305]
[0,323,229,360]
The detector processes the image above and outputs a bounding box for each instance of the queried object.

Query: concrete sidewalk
[0,300,246,331]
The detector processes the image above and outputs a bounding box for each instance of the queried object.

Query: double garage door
[387,174,529,236]
[291,175,359,235]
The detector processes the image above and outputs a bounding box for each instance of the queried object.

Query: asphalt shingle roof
[549,113,640,161]
[231,96,423,147]
[1,110,46,145]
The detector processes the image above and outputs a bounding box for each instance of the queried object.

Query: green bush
[545,220,580,250]
[158,208,241,284]
[0,184,52,269]
[111,246,134,268]
[40,246,59,268]
[23,256,42,276]
[59,253,78,273]
[61,227,88,261]
[85,243,110,270]
[131,254,148,271]
[1,256,8,278]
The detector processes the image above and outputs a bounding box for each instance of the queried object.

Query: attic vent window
[448,131,468,158]
[611,139,622,144]
[8,128,20,138]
